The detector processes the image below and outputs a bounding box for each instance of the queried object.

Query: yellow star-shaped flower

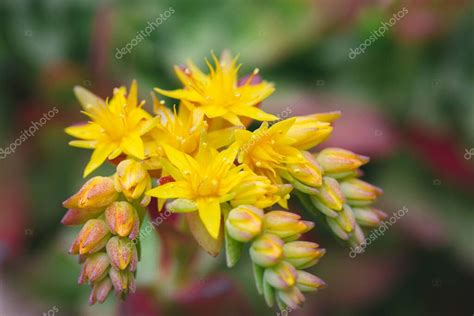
[155,52,277,127]
[66,81,158,177]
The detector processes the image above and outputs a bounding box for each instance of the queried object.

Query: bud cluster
[62,159,148,304]
[296,148,386,247]
[225,206,326,310]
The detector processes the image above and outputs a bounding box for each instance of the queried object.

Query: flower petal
[196,197,221,239]
[83,143,116,177]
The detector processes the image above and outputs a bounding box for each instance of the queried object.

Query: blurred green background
[0,0,473,315]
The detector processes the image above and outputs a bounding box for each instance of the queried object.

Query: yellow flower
[236,118,304,182]
[66,81,158,177]
[146,142,245,239]
[150,95,207,156]
[154,52,277,127]
[236,114,337,186]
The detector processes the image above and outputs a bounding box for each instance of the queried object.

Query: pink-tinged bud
[250,234,284,267]
[115,159,151,201]
[73,219,110,255]
[316,148,369,174]
[313,177,345,211]
[348,224,366,248]
[340,178,383,206]
[106,237,134,270]
[264,261,297,290]
[226,205,264,242]
[105,201,139,238]
[63,177,118,209]
[263,211,314,239]
[326,217,349,240]
[89,278,113,305]
[109,268,136,294]
[283,241,325,269]
[78,252,110,284]
[277,286,305,310]
[287,152,323,187]
[61,208,103,226]
[335,204,356,233]
[353,206,387,227]
[286,114,336,150]
[296,271,326,292]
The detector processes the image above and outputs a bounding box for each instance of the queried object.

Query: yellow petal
[196,197,221,239]
[127,80,138,109]
[231,105,278,122]
[69,140,97,149]
[83,143,115,177]
[146,181,193,199]
[163,145,199,175]
[65,122,102,140]
[73,86,105,112]
[121,133,145,160]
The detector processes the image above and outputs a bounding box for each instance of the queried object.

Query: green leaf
[225,230,243,268]
[252,262,264,295]
[263,279,275,307]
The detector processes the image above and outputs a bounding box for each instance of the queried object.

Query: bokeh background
[1,0,473,315]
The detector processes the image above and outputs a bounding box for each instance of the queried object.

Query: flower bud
[226,205,264,242]
[353,206,386,227]
[230,172,280,209]
[313,177,345,211]
[106,237,134,270]
[287,152,323,187]
[78,252,110,284]
[61,208,103,226]
[105,201,139,238]
[263,211,314,239]
[89,277,113,305]
[316,148,369,174]
[340,178,383,206]
[264,261,297,290]
[335,204,356,233]
[277,286,305,310]
[283,241,325,269]
[348,224,366,248]
[326,217,349,240]
[250,234,284,267]
[63,177,118,209]
[115,159,150,201]
[109,268,136,294]
[287,114,336,150]
[296,270,326,292]
[72,219,110,255]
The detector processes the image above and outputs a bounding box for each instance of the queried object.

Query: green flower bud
[283,241,325,269]
[226,205,264,242]
[340,178,383,206]
[250,234,284,267]
[313,177,345,211]
[264,261,297,290]
[316,148,369,174]
[296,270,326,292]
[263,211,314,239]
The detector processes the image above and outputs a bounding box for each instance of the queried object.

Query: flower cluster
[62,52,384,310]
